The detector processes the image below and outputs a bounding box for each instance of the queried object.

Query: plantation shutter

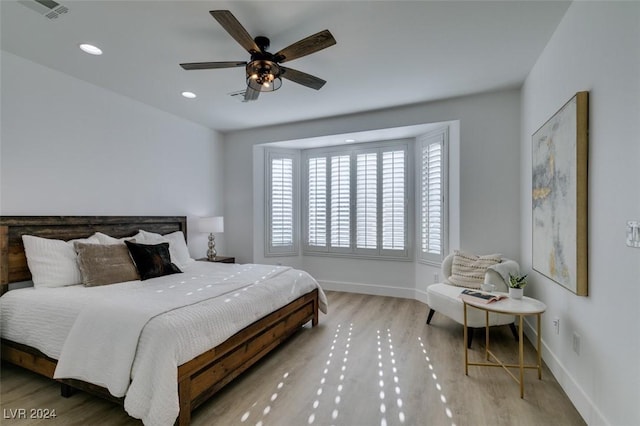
[356,152,378,249]
[330,155,351,248]
[419,128,447,263]
[307,156,327,247]
[302,141,410,259]
[266,149,297,256]
[271,157,294,247]
[382,150,406,250]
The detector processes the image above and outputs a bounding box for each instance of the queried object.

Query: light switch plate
[627,221,640,248]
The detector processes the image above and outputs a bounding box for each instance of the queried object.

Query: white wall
[520,2,640,425]
[0,52,225,258]
[224,89,521,296]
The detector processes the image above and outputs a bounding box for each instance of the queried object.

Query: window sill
[417,258,443,268]
[264,252,299,258]
[301,251,412,262]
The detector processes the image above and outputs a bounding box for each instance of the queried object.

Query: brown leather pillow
[74,242,140,286]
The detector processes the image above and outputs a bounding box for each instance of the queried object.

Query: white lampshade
[199,216,224,233]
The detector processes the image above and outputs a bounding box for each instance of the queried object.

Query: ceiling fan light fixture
[246,60,281,92]
[180,11,336,100]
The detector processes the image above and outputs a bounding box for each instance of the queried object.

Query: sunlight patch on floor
[377,328,407,426]
[307,323,352,425]
[418,336,456,426]
[239,371,290,425]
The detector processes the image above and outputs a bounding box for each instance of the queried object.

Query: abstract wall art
[532,91,589,296]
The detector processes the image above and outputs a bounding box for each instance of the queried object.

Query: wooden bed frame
[0,216,319,425]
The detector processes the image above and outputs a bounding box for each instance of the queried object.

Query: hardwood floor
[1,291,585,426]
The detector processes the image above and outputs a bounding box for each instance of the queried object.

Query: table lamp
[199,217,224,261]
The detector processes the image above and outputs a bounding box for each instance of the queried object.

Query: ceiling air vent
[228,90,251,103]
[18,0,69,19]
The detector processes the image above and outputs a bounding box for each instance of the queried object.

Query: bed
[0,216,325,425]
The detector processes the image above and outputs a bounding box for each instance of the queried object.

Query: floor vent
[18,0,69,19]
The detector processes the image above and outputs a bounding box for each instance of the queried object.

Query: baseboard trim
[414,288,429,305]
[522,319,608,426]
[318,280,416,299]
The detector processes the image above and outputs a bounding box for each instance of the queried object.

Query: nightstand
[197,256,235,264]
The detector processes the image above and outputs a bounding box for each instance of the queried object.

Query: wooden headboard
[0,216,187,294]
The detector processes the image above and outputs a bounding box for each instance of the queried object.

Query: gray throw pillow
[74,242,140,286]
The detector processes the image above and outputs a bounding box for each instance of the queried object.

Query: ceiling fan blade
[180,61,246,70]
[280,67,326,90]
[210,10,260,54]
[244,86,260,102]
[274,30,336,63]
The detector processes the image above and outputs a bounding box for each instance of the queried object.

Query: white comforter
[0,262,327,426]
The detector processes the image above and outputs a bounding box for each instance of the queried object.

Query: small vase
[509,287,524,299]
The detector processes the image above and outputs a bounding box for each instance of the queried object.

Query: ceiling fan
[180,10,337,102]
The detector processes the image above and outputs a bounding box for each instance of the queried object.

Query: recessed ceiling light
[181,91,197,99]
[79,43,102,55]
[345,139,356,143]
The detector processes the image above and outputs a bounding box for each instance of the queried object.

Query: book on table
[459,289,507,304]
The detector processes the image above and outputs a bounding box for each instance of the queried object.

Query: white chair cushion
[426,283,514,328]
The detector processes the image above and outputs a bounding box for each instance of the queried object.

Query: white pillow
[138,230,193,268]
[22,234,100,288]
[94,231,142,245]
[163,231,194,267]
[448,250,502,289]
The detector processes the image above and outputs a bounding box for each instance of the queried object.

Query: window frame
[302,140,412,260]
[264,148,299,256]
[417,127,449,265]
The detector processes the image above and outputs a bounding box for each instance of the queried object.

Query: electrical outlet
[552,318,560,335]
[572,332,581,355]
[434,273,439,282]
